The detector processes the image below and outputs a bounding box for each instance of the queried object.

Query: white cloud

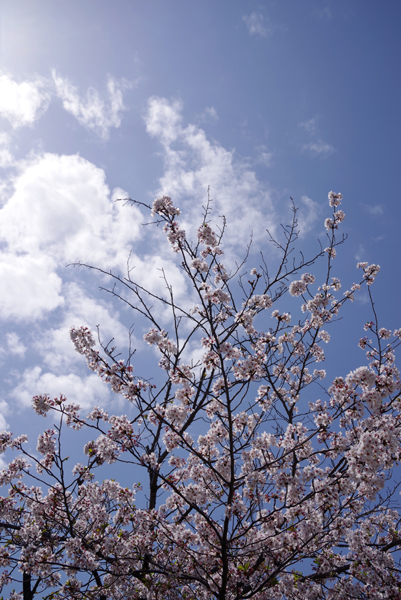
[11,366,112,411]
[0,133,13,168]
[197,106,218,124]
[52,71,132,139]
[204,107,218,120]
[299,116,335,158]
[302,140,335,157]
[355,244,366,262]
[145,97,183,144]
[0,153,143,267]
[299,117,319,135]
[0,399,10,431]
[0,252,63,321]
[242,12,270,37]
[0,70,133,138]
[3,333,27,358]
[242,12,286,38]
[128,252,190,320]
[0,148,13,169]
[296,195,322,237]
[0,72,50,128]
[0,149,189,329]
[145,97,277,252]
[35,283,130,371]
[0,397,9,465]
[356,292,369,305]
[361,203,384,216]
[257,149,273,167]
[0,152,147,322]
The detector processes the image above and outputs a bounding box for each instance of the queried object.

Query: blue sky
[0,0,400,466]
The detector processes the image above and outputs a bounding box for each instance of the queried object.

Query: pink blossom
[190,258,208,272]
[325,246,337,258]
[203,287,230,305]
[328,191,343,206]
[289,280,307,297]
[197,222,218,246]
[151,195,181,217]
[36,429,56,456]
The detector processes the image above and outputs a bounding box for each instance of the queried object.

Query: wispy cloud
[0,133,13,168]
[0,70,133,140]
[302,140,335,157]
[242,12,286,38]
[360,203,384,216]
[296,195,322,237]
[299,117,319,135]
[52,71,133,139]
[355,244,366,262]
[255,145,273,167]
[299,116,335,158]
[313,6,333,21]
[0,400,9,433]
[0,72,51,128]
[145,96,278,252]
[197,106,218,124]
[243,12,271,37]
[257,151,273,167]
[0,333,27,358]
[33,282,129,372]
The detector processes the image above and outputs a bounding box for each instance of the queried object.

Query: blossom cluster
[289,273,315,297]
[151,195,181,217]
[70,326,150,404]
[143,327,178,355]
[357,261,381,285]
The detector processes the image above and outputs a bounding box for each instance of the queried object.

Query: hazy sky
[0,0,400,465]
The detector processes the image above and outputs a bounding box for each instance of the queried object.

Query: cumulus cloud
[0,149,190,330]
[146,97,183,144]
[0,252,63,321]
[11,366,112,411]
[145,96,277,252]
[0,152,149,322]
[0,153,143,267]
[0,72,51,128]
[52,71,132,139]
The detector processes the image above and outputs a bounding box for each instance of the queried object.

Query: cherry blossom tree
[1,191,401,599]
